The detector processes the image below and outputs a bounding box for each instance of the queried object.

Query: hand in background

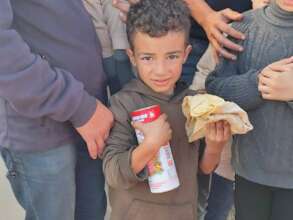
[252,0,270,9]
[200,9,245,60]
[258,57,293,101]
[112,0,138,22]
[76,101,114,159]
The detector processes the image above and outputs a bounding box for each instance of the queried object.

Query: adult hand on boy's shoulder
[76,100,114,159]
[200,8,245,60]
[252,0,270,9]
[258,57,293,101]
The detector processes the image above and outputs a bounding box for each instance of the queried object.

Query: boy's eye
[168,54,179,60]
[141,56,153,61]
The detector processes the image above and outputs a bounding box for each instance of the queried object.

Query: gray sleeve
[205,18,264,111]
[205,57,263,111]
[287,101,293,110]
[0,1,97,127]
[102,96,148,189]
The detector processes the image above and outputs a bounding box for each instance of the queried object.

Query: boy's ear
[183,44,192,63]
[126,48,137,66]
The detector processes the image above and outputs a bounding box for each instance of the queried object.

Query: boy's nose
[154,61,167,75]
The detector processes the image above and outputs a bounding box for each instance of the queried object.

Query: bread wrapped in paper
[182,94,253,142]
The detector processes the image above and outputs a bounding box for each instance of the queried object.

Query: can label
[131,105,180,193]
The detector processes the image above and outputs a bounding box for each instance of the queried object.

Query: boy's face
[127,31,192,95]
[277,0,293,11]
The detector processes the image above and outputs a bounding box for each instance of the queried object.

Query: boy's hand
[258,57,293,101]
[132,114,172,152]
[76,101,114,159]
[131,113,171,174]
[205,120,231,154]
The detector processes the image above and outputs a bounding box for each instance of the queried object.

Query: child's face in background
[277,0,293,11]
[127,31,191,95]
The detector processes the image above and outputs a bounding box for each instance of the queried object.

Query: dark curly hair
[126,0,191,48]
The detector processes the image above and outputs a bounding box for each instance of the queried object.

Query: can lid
[131,105,161,123]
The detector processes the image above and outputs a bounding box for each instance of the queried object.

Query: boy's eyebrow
[166,51,183,54]
[138,51,183,56]
[138,53,155,56]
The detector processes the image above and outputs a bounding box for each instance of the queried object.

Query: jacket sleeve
[102,95,148,189]
[0,1,97,127]
[205,57,263,111]
[103,0,129,50]
[190,44,216,91]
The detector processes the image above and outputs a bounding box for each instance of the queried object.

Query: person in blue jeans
[0,1,113,220]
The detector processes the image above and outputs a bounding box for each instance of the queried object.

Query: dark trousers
[181,38,209,85]
[205,173,234,220]
[235,175,293,220]
[75,141,106,220]
[103,50,134,95]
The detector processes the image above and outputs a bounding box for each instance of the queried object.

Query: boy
[83,0,134,94]
[102,1,231,220]
[191,2,270,220]
[206,0,293,219]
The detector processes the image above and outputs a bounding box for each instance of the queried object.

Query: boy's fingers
[258,83,270,94]
[273,57,293,66]
[216,121,224,139]
[159,113,168,121]
[131,121,143,130]
[207,122,216,138]
[269,64,289,73]
[223,121,231,139]
[259,73,272,85]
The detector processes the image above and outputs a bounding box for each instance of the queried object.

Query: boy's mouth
[152,78,171,86]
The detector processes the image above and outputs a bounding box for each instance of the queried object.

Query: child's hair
[126,0,191,48]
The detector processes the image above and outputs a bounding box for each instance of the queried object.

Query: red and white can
[131,105,180,193]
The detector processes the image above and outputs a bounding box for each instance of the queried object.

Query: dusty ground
[0,158,25,219]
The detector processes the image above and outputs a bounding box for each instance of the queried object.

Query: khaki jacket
[103,79,199,220]
[83,0,129,57]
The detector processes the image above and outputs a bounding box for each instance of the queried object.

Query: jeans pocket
[1,148,26,208]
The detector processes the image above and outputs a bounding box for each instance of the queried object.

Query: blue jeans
[204,173,234,220]
[1,141,106,220]
[181,38,209,85]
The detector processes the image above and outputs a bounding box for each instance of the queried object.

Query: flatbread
[182,94,253,142]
